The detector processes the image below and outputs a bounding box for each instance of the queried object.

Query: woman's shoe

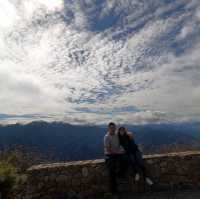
[135,173,140,181]
[145,177,154,186]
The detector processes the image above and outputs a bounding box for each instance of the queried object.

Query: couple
[104,122,153,198]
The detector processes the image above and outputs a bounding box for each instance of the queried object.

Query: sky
[0,0,200,125]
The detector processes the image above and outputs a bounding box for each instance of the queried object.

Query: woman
[117,126,154,185]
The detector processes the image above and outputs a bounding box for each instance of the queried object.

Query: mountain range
[0,121,199,161]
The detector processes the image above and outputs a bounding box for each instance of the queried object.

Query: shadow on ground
[123,189,200,199]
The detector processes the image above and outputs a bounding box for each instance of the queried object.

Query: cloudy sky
[0,0,200,125]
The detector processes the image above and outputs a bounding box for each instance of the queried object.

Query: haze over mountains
[0,121,199,161]
[0,0,200,125]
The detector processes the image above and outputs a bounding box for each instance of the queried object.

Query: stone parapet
[25,151,200,199]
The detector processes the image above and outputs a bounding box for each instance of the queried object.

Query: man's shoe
[145,177,154,186]
[135,173,140,181]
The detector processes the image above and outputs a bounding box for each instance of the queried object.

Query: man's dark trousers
[105,154,129,194]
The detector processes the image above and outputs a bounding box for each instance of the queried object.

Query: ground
[124,189,200,199]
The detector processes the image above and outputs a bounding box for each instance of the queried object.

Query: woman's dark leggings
[129,150,147,178]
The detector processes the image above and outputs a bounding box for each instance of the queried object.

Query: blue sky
[0,0,200,125]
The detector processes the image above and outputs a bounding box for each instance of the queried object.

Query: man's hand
[109,149,125,154]
[106,148,121,155]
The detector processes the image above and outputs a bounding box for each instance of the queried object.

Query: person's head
[108,122,116,135]
[118,126,127,136]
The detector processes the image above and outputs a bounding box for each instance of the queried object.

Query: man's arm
[104,135,112,154]
[104,135,118,154]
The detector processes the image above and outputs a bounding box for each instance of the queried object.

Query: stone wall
[25,151,200,199]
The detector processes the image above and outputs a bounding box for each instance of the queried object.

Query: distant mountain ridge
[0,121,199,161]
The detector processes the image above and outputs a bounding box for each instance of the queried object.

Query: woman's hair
[118,126,128,136]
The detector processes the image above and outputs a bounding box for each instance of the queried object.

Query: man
[104,122,128,199]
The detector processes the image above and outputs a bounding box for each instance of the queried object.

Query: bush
[0,162,27,199]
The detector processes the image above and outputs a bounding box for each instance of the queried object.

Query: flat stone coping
[27,151,200,172]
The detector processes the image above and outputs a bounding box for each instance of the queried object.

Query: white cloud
[178,24,194,39]
[0,63,67,115]
[0,0,200,124]
[112,44,200,118]
[38,0,63,11]
[0,1,19,28]
[196,8,200,19]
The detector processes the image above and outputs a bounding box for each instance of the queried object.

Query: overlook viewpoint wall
[25,151,200,199]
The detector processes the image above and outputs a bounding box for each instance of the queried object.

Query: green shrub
[0,162,27,198]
